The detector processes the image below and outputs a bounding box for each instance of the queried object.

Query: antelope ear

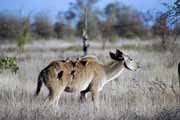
[109,52,117,60]
[116,49,123,56]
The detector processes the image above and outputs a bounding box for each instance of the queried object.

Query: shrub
[17,18,31,52]
[0,57,19,73]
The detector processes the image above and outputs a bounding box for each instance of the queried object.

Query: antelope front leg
[80,91,87,103]
[91,90,100,111]
[80,87,90,103]
[54,86,66,107]
[79,83,92,103]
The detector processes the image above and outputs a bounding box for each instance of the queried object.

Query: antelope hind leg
[44,85,65,108]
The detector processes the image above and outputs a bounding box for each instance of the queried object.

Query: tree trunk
[102,37,107,50]
[178,62,180,88]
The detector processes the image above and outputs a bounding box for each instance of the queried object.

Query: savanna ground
[0,39,180,120]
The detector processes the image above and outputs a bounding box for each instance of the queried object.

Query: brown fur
[35,50,138,109]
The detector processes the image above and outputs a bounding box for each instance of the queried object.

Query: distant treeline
[0,0,179,42]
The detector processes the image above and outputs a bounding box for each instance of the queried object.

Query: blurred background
[0,0,178,47]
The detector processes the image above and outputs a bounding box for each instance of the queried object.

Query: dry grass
[0,40,180,120]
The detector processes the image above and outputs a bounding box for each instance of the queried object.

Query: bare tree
[178,62,180,86]
[82,29,89,56]
[152,14,169,49]
[70,0,100,39]
[161,0,180,46]
[82,7,89,56]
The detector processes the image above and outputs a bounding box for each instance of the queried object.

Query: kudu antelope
[35,49,139,109]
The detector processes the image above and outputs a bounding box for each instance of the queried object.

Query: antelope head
[109,49,140,71]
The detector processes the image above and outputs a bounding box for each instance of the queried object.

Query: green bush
[17,29,30,52]
[17,19,31,52]
[0,57,19,73]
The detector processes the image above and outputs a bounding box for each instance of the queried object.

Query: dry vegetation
[0,39,180,120]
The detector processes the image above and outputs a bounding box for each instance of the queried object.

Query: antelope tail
[35,72,44,96]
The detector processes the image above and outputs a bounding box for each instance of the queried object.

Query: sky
[0,0,175,19]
